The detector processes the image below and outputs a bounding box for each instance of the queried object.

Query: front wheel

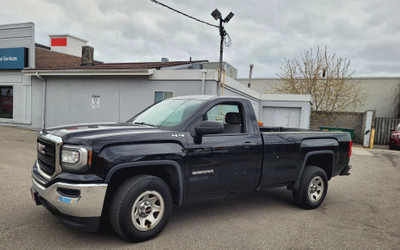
[109,175,173,242]
[292,166,328,209]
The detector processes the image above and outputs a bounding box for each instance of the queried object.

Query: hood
[44,122,156,138]
[42,123,184,151]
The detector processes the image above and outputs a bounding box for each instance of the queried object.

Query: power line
[224,32,232,47]
[150,0,218,28]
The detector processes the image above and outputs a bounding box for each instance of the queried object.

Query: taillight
[349,140,352,158]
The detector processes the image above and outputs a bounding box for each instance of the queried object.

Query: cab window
[204,103,244,133]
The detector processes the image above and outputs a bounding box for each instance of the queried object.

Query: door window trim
[190,101,247,135]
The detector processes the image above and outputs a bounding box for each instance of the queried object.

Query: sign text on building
[0,47,29,69]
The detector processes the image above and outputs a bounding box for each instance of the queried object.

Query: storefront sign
[0,47,28,69]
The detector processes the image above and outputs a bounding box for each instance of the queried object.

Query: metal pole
[36,72,47,130]
[218,18,224,96]
[248,64,254,88]
[369,128,375,149]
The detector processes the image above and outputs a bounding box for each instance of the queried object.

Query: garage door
[263,107,301,128]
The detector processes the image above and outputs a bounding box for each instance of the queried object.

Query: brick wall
[310,111,364,143]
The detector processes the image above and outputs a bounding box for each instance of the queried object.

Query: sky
[1,0,399,78]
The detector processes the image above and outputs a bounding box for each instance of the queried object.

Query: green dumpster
[320,126,355,140]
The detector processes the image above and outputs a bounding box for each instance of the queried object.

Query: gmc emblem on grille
[37,143,46,155]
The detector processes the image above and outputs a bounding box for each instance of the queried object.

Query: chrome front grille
[37,137,56,176]
[37,132,63,180]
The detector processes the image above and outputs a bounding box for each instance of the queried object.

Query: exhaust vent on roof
[81,46,94,66]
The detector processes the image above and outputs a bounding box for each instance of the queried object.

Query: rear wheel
[293,166,328,209]
[109,175,173,242]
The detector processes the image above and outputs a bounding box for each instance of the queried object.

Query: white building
[0,22,312,130]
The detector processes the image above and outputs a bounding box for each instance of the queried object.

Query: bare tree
[274,47,364,112]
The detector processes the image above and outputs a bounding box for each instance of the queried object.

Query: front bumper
[389,138,400,148]
[31,170,108,232]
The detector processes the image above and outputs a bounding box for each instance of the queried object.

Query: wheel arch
[292,150,335,191]
[104,160,184,208]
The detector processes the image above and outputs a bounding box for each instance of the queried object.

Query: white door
[288,108,301,128]
[263,107,301,128]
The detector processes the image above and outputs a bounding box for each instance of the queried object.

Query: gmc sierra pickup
[30,95,352,242]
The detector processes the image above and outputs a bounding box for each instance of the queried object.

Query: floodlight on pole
[211,9,221,20]
[224,12,234,23]
[210,9,234,96]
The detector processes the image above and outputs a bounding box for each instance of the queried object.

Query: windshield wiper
[133,122,157,127]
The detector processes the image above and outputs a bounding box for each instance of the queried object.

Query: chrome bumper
[31,175,108,218]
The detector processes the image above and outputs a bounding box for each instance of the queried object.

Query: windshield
[127,99,205,128]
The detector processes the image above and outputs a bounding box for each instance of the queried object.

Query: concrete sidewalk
[352,143,400,157]
[352,144,374,156]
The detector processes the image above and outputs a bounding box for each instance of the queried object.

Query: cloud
[1,0,399,78]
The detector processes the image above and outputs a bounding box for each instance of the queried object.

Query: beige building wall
[238,77,400,118]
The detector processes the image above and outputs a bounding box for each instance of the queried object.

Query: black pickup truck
[30,95,352,242]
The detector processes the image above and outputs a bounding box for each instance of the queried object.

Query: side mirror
[195,121,224,136]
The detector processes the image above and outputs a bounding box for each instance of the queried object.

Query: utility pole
[218,18,224,96]
[211,9,234,96]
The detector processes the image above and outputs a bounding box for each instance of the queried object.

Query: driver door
[185,101,262,198]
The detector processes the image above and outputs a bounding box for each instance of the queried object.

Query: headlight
[61,145,91,171]
[62,150,80,164]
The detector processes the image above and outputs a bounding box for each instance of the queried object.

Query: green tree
[274,47,364,112]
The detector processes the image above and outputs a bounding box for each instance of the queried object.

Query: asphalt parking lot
[1,126,399,249]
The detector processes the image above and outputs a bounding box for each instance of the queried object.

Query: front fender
[98,143,185,169]
[104,160,184,205]
[98,142,185,205]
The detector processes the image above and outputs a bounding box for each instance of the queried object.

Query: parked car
[389,123,400,149]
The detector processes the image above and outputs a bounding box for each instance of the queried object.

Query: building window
[0,86,13,119]
[154,91,173,103]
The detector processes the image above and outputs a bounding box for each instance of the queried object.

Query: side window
[204,103,244,133]
[154,91,173,103]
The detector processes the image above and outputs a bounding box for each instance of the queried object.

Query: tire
[109,175,173,242]
[292,166,328,209]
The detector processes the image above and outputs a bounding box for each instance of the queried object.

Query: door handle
[242,142,256,148]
